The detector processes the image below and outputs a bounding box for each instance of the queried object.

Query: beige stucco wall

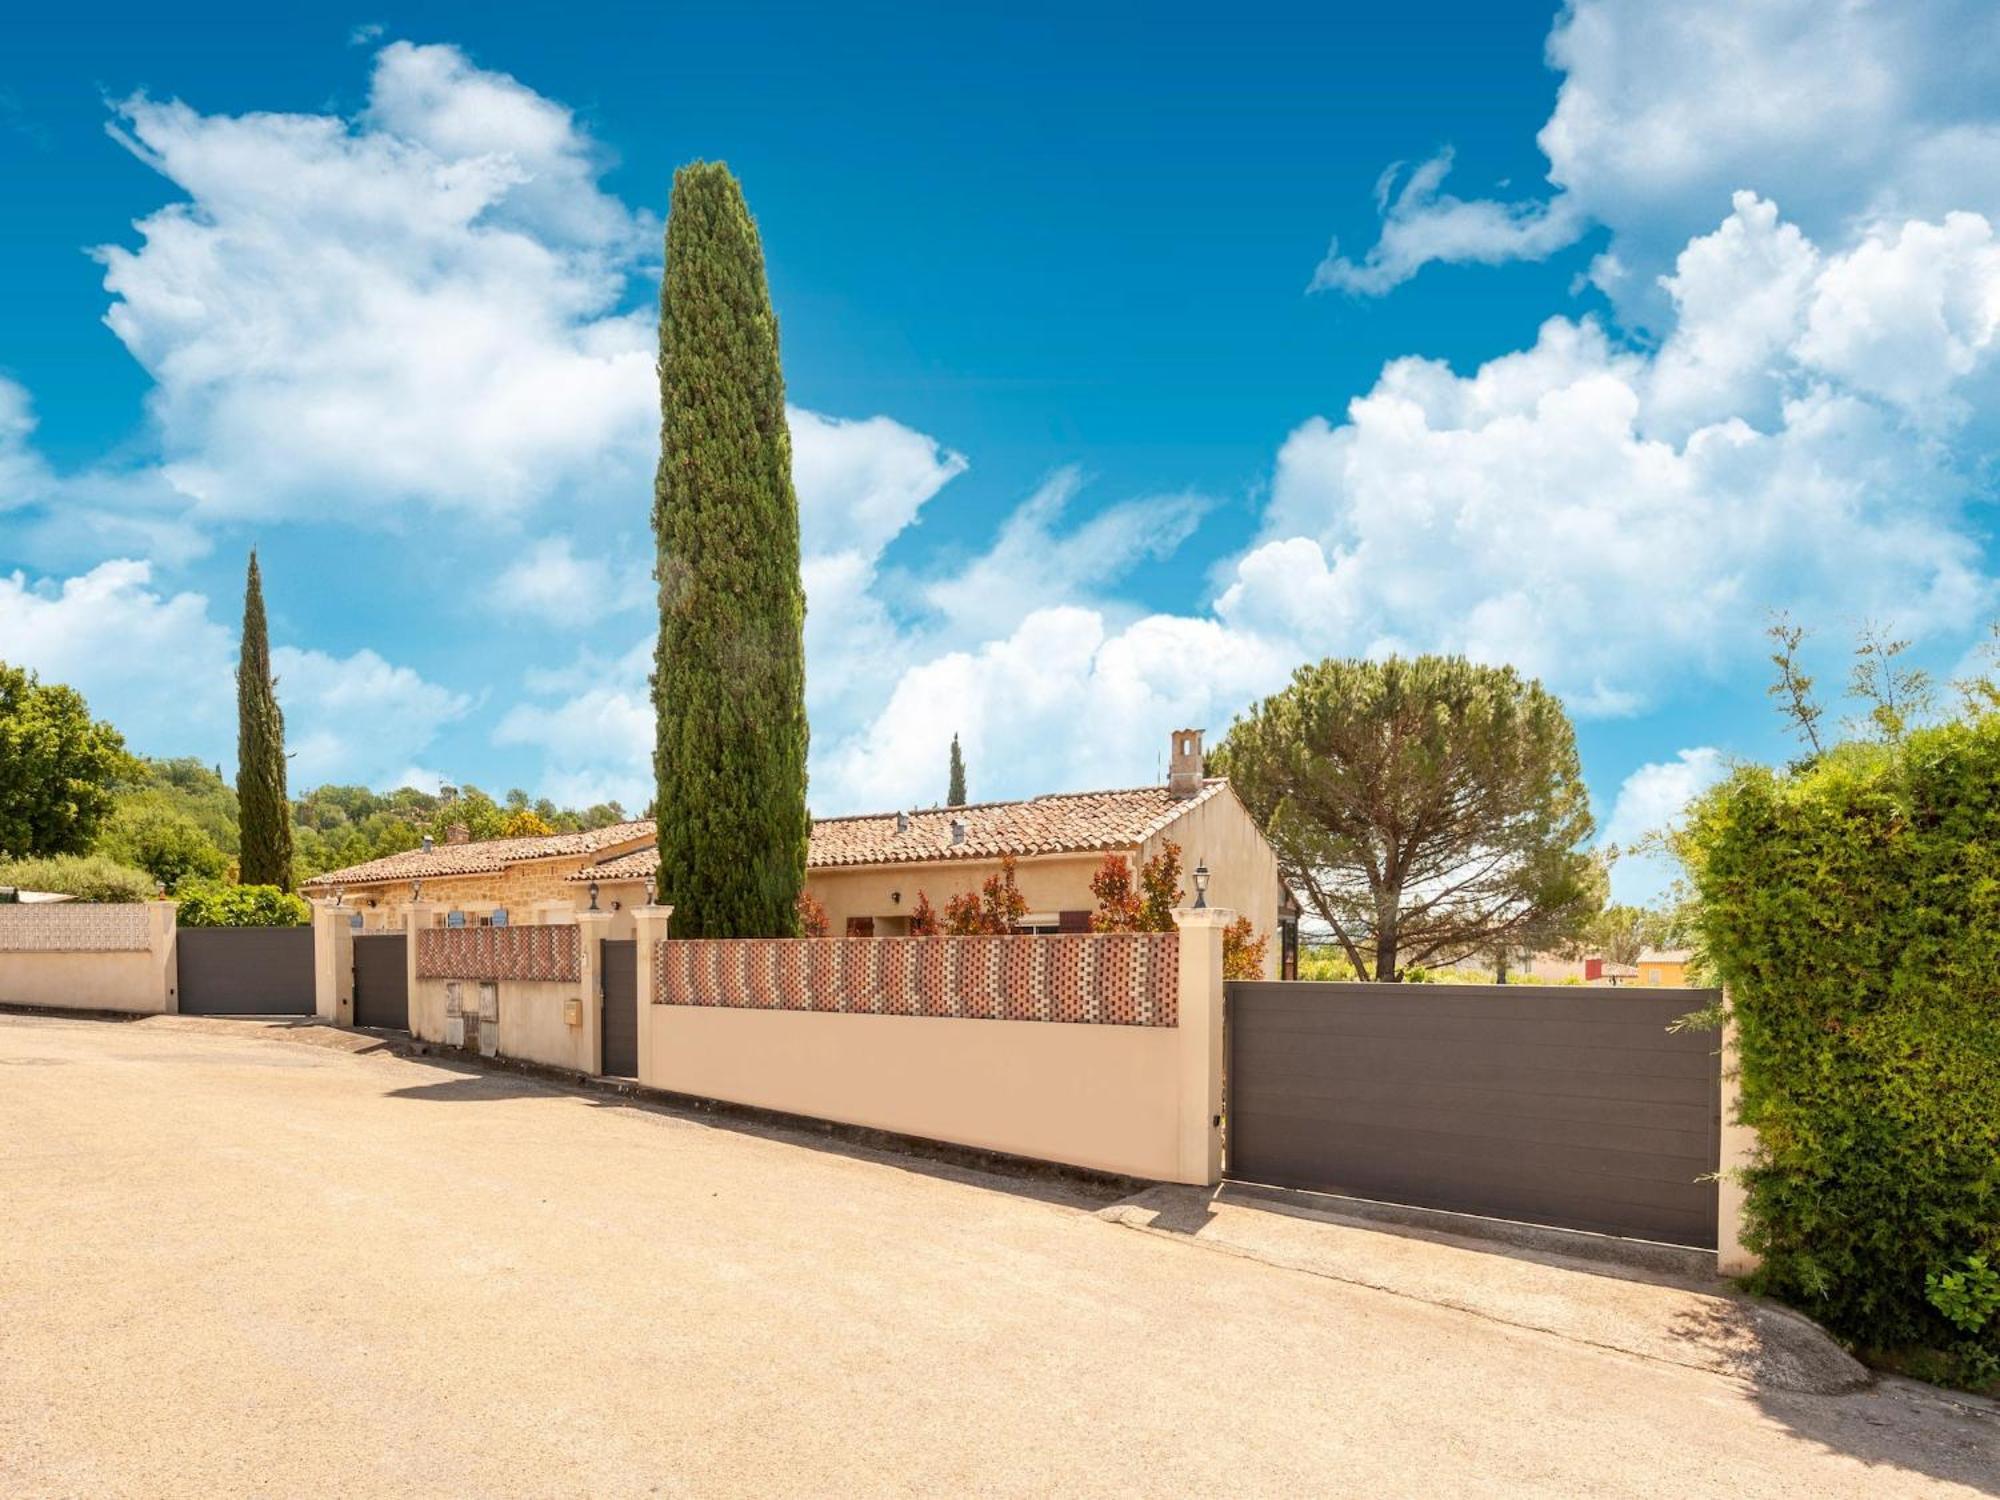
[403,906,607,1075]
[1717,1000,1760,1278]
[1139,785,1281,977]
[0,902,178,1014]
[634,906,1231,1184]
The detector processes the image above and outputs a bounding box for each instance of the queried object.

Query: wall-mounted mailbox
[563,996,582,1028]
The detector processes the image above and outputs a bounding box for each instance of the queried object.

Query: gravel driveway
[2,1012,1993,1498]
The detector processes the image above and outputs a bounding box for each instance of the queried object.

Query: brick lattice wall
[0,904,150,952]
[417,925,581,982]
[653,933,1178,1026]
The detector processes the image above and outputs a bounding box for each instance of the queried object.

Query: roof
[301,821,654,890]
[569,779,1235,884]
[1636,947,1695,965]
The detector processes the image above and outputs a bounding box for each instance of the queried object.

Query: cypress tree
[235,549,295,890]
[653,162,809,936]
[947,733,966,806]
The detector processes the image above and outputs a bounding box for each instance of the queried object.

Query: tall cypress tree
[947,733,966,806]
[653,162,808,936]
[236,549,294,890]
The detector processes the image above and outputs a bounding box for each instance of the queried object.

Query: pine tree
[235,550,295,890]
[947,733,967,806]
[652,162,809,936]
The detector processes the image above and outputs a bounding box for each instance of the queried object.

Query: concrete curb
[1100,1183,1872,1396]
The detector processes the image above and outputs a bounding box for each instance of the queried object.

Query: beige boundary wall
[0,901,178,1014]
[1716,998,1760,1278]
[402,903,611,1075]
[632,905,1229,1185]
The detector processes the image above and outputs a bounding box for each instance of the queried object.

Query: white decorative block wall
[0,903,151,953]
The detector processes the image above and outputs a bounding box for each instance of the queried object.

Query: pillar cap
[1170,906,1236,928]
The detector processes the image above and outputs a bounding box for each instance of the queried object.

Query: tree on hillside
[1582,902,1676,966]
[1212,655,1600,981]
[947,734,967,807]
[0,661,130,858]
[652,161,809,937]
[235,551,295,889]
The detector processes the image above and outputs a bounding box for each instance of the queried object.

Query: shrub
[942,856,1028,935]
[1679,718,2000,1383]
[0,853,155,903]
[175,881,310,927]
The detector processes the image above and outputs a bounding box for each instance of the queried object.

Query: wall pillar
[628,904,674,1089]
[1170,906,1230,1187]
[146,899,179,1015]
[310,899,356,1025]
[573,910,611,1075]
[403,901,435,1041]
[1717,992,1761,1277]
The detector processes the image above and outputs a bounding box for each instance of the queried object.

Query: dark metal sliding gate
[1225,982,1722,1248]
[176,927,315,1016]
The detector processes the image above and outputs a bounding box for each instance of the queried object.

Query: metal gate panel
[601,938,638,1077]
[176,927,315,1016]
[352,934,409,1031]
[1226,982,1721,1248]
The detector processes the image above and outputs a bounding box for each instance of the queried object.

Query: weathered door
[600,938,638,1077]
[351,933,409,1031]
[1226,982,1721,1248]
[176,927,315,1016]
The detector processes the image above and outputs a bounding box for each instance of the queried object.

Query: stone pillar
[1716,992,1761,1278]
[1170,906,1231,1187]
[310,898,356,1025]
[573,910,611,1075]
[628,905,674,1089]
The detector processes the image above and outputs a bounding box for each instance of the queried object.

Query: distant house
[303,730,1291,976]
[1635,947,1695,987]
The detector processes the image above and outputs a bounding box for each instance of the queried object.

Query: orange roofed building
[303,730,1290,976]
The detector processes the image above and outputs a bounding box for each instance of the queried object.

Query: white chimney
[1167,728,1204,799]
[896,811,910,833]
[949,817,967,846]
[421,834,434,852]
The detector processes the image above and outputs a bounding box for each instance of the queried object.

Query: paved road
[2,1013,1993,1498]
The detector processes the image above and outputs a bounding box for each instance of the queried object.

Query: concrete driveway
[2,1012,1993,1498]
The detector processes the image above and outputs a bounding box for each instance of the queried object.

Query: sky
[2,0,1997,903]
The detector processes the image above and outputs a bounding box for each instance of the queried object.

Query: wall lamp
[1193,860,1210,909]
[588,881,600,912]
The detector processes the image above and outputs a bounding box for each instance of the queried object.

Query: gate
[601,938,638,1077]
[1226,982,1721,1248]
[352,933,409,1031]
[177,927,315,1016]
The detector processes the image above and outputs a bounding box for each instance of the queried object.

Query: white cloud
[0,559,466,787]
[1317,0,2000,303]
[91,40,657,526]
[494,536,648,626]
[1601,747,1728,904]
[1312,149,1587,295]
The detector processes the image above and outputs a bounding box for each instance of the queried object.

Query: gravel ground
[2,1011,1994,1499]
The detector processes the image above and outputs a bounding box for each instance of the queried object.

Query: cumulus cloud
[0,559,467,786]
[1601,747,1728,903]
[1317,0,2000,302]
[91,40,657,526]
[494,536,649,626]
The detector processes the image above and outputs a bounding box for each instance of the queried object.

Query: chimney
[1167,728,1204,799]
[446,822,471,846]
[420,834,434,852]
[896,811,910,834]
[949,817,967,846]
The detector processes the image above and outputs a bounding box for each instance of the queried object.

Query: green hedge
[1681,719,2000,1386]
[175,881,309,928]
[0,853,155,903]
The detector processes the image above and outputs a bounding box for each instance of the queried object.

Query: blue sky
[3,1,1997,902]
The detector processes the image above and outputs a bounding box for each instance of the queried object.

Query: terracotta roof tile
[301,820,654,889]
[566,780,1231,884]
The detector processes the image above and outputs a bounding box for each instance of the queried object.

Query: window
[490,909,509,928]
[846,917,875,937]
[446,910,467,929]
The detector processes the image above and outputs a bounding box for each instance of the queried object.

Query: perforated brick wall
[652,932,1177,1026]
[0,903,150,952]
